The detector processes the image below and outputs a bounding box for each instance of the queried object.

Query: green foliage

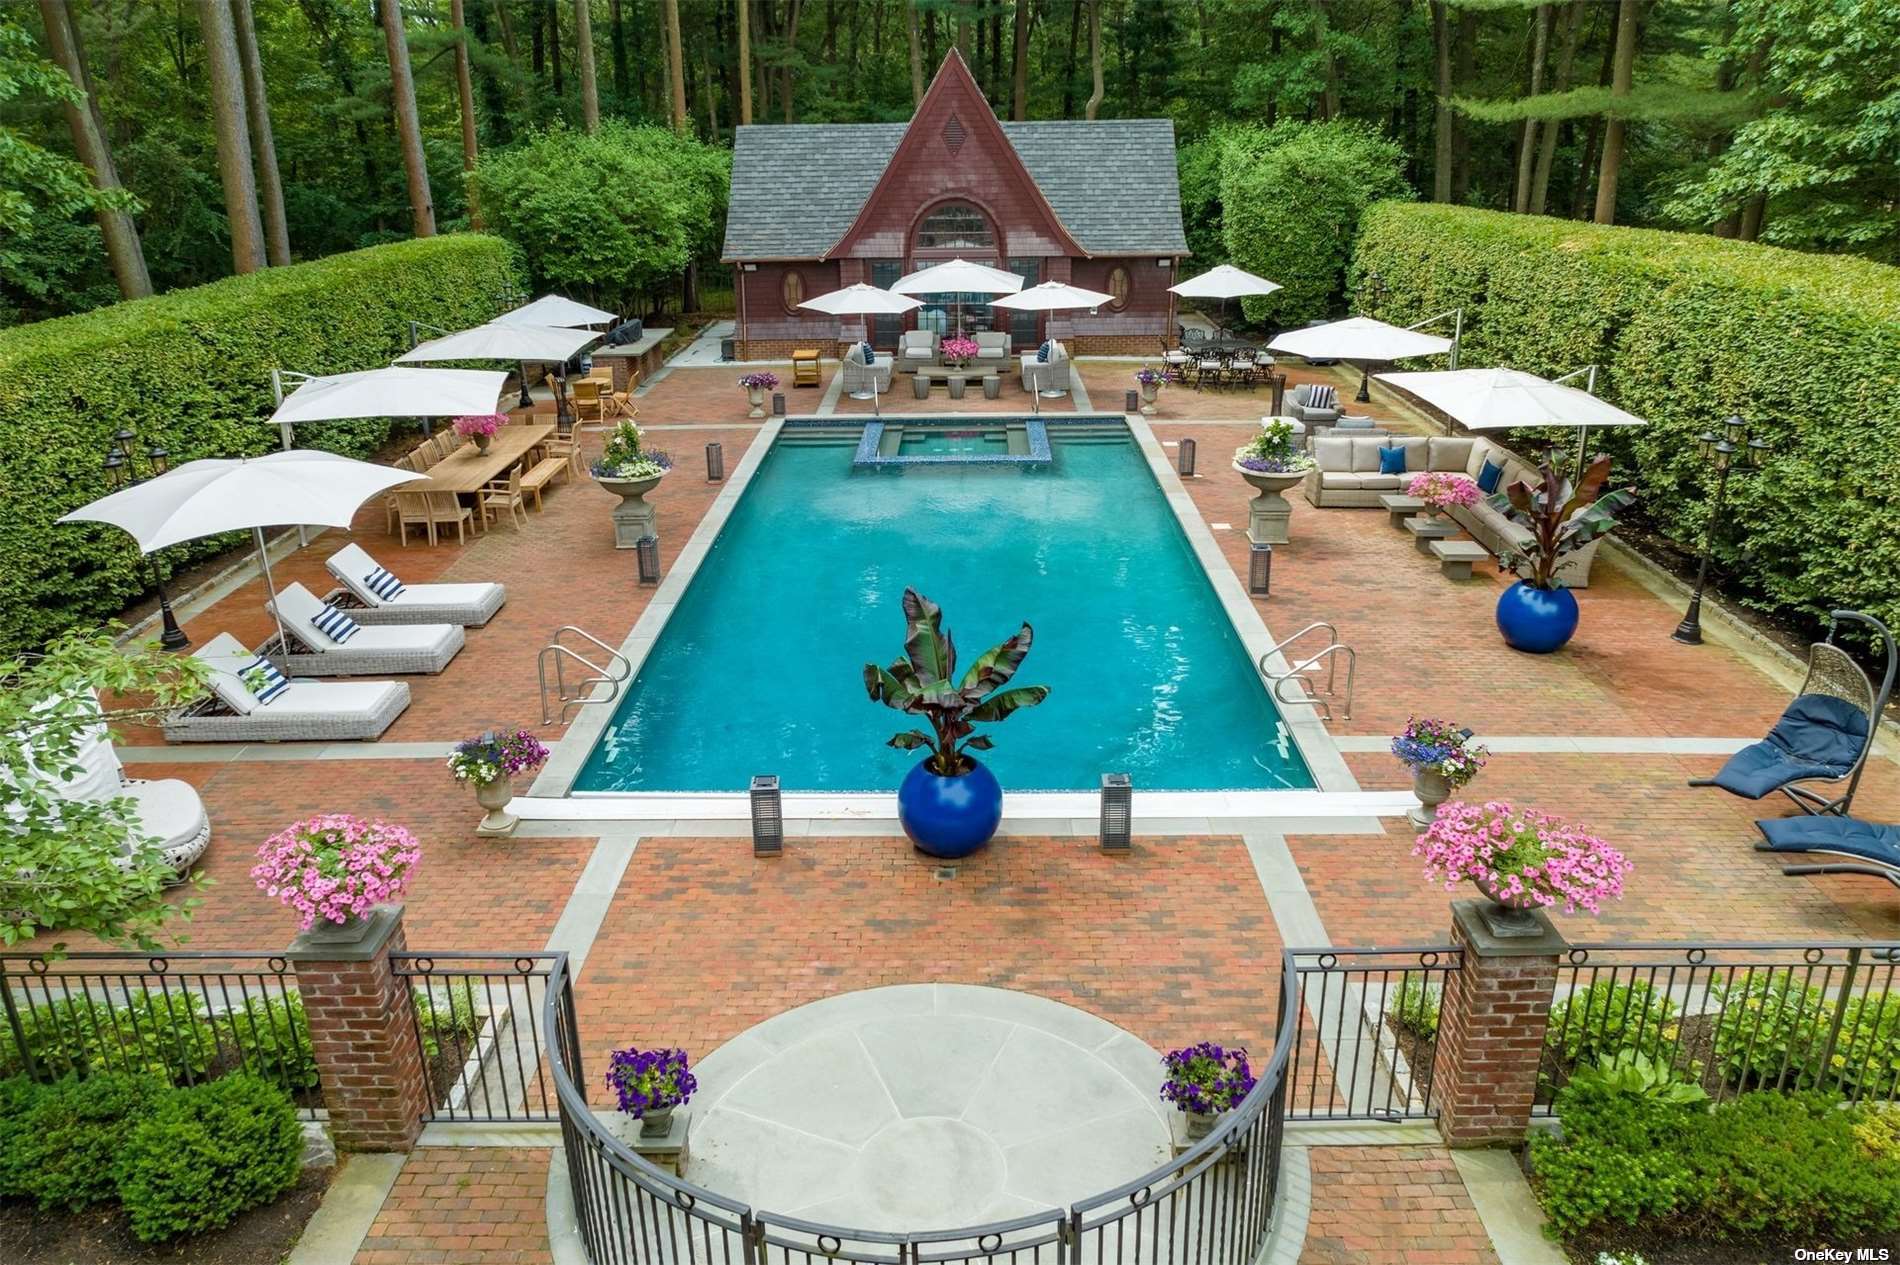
[1530,1078,1701,1238]
[222,994,319,1093]
[0,234,516,655]
[0,19,135,249]
[116,1073,303,1243]
[1711,973,1900,1098]
[1218,120,1413,327]
[1544,979,1679,1066]
[1352,202,1900,636]
[0,1075,47,1197]
[10,1073,163,1211]
[1854,1105,1900,1160]
[411,980,485,1062]
[470,123,729,315]
[1569,1051,1708,1106]
[1386,977,1441,1040]
[0,991,214,1083]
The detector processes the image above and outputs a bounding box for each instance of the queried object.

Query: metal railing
[540,624,633,725]
[1257,622,1355,722]
[543,953,1295,1264]
[391,952,565,1123]
[1281,947,1461,1121]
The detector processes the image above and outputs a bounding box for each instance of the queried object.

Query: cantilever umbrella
[60,450,422,658]
[496,294,617,328]
[891,258,1023,337]
[1169,265,1282,340]
[989,282,1118,399]
[268,367,509,445]
[1376,367,1646,472]
[397,321,602,410]
[797,284,923,403]
[1268,317,1454,403]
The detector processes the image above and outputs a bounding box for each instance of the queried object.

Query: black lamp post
[103,428,189,651]
[1672,415,1771,646]
[1353,272,1388,403]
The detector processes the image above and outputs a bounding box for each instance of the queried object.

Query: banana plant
[1495,454,1635,590]
[863,589,1051,777]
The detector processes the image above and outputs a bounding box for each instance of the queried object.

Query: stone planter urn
[1472,873,1546,938]
[1409,768,1452,831]
[1233,462,1309,546]
[1139,381,1159,416]
[470,432,492,454]
[597,472,665,549]
[474,777,517,837]
[1185,1109,1220,1141]
[639,1105,675,1138]
[745,386,766,418]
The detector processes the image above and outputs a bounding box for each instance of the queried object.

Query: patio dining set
[1163,332,1281,391]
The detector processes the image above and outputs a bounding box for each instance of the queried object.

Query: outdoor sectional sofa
[1302,434,1606,588]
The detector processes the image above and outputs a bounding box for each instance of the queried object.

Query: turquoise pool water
[573,423,1315,792]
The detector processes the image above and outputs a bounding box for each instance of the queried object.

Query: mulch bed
[1382,1011,1438,1089]
[0,1167,330,1265]
[1565,1225,1900,1264]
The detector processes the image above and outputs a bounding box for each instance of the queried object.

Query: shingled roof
[721,118,1188,261]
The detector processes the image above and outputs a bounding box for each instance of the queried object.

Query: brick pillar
[1431,899,1565,1148]
[287,905,428,1153]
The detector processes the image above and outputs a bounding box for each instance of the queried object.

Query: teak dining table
[413,422,555,494]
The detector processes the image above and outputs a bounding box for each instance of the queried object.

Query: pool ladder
[1258,622,1356,722]
[539,626,632,726]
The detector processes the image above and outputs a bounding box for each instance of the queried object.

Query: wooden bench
[520,456,571,511]
[1429,539,1491,580]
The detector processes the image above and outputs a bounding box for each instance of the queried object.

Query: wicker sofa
[1302,434,1607,588]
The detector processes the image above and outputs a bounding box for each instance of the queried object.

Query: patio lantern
[1268,372,1287,415]
[772,392,787,417]
[636,535,661,584]
[705,441,725,482]
[1249,542,1272,595]
[1674,414,1771,645]
[1099,774,1132,852]
[1125,389,1139,413]
[1177,437,1197,477]
[750,775,783,856]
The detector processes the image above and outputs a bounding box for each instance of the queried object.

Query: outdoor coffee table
[1429,539,1490,580]
[1404,515,1458,555]
[1379,493,1425,528]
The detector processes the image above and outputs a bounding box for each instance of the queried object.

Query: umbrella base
[848,390,876,401]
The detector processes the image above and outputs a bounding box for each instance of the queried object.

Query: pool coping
[530,411,1361,807]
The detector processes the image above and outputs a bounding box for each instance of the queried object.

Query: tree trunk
[782,0,802,123]
[1309,0,1340,120]
[230,0,289,264]
[701,46,717,137]
[36,0,153,297]
[1062,0,1080,117]
[532,0,545,75]
[1010,0,1029,119]
[197,0,268,271]
[1084,0,1102,120]
[494,0,519,62]
[1513,3,1550,213]
[609,0,627,99]
[739,0,754,121]
[378,0,436,237]
[1431,0,1452,202]
[1450,8,1476,202]
[989,4,1002,107]
[549,0,564,96]
[663,0,688,131]
[1738,192,1766,241]
[574,0,599,128]
[905,0,924,105]
[1530,0,1582,215]
[1593,0,1640,225]
[451,0,481,188]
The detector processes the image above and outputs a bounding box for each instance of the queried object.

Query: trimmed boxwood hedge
[1350,204,1900,637]
[0,234,518,655]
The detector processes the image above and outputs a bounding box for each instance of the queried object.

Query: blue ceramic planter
[897,759,1003,858]
[1496,581,1580,654]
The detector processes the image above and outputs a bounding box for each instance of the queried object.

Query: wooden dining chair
[481,466,528,532]
[571,379,605,424]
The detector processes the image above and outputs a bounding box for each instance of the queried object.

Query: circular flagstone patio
[664,984,1176,1230]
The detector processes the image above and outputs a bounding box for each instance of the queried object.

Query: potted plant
[452,412,505,455]
[1135,367,1166,416]
[1414,799,1631,936]
[941,336,980,370]
[448,728,550,837]
[1493,454,1633,654]
[1233,419,1316,545]
[1391,717,1488,829]
[863,588,1051,858]
[1406,471,1479,518]
[739,371,779,418]
[592,420,673,548]
[251,814,422,941]
[605,1046,697,1138]
[1160,1042,1257,1140]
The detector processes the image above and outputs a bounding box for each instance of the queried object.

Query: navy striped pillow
[1309,384,1338,411]
[311,603,361,644]
[239,656,289,704]
[363,565,406,601]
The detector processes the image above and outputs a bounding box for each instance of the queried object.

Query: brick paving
[1298,1146,1499,1265]
[353,1147,552,1265]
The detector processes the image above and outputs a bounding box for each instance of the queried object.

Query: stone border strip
[1254,1145,1312,1265]
[1331,734,1756,755]
[1450,1147,1568,1265]
[282,1151,405,1265]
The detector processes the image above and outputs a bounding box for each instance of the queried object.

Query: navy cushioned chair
[1754,815,1900,890]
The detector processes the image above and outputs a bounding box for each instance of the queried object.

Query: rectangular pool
[573,419,1315,792]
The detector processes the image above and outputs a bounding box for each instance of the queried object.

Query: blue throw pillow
[1037,340,1052,363]
[1378,445,1408,476]
[1477,458,1505,494]
[860,341,876,365]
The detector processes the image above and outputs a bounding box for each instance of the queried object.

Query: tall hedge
[1351,203,1900,634]
[0,234,518,654]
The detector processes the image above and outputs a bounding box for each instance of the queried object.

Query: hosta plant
[1494,454,1634,590]
[863,589,1050,777]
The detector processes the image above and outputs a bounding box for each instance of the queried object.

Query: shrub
[116,1073,303,1243]
[1711,972,1900,1097]
[0,991,214,1083]
[1855,1104,1900,1160]
[411,980,485,1062]
[0,234,517,655]
[11,1073,163,1211]
[1350,203,1900,638]
[222,993,319,1092]
[1530,1079,1701,1236]
[0,1076,47,1197]
[1386,977,1441,1040]
[1544,980,1678,1067]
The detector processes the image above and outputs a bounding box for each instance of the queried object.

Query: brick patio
[353,1148,552,1265]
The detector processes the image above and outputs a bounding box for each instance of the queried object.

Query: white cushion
[1430,437,1477,471]
[1312,437,1354,471]
[1320,472,1366,489]
[271,679,409,716]
[191,634,258,715]
[387,581,503,607]
[121,778,209,855]
[1349,439,1386,474]
[1386,437,1429,471]
[1358,474,1404,490]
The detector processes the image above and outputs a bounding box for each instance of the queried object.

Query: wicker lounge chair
[1288,383,1343,427]
[265,582,465,677]
[323,544,505,627]
[162,633,410,743]
[1021,340,1070,396]
[971,330,1011,371]
[841,342,893,396]
[899,330,940,372]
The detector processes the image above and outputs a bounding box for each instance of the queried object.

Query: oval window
[781,269,806,312]
[1105,266,1131,311]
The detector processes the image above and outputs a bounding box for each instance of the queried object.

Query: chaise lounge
[163,633,410,743]
[11,713,212,877]
[266,582,465,677]
[325,543,506,627]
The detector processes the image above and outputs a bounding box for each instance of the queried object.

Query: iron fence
[1280,946,1461,1121]
[1536,941,1900,1111]
[392,952,565,1123]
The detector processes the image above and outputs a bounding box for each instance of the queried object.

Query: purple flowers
[452,413,505,439]
[1233,419,1314,475]
[448,729,551,787]
[1160,1042,1257,1115]
[251,814,422,931]
[1134,367,1167,387]
[1414,800,1632,916]
[605,1046,697,1118]
[1391,717,1488,789]
[739,372,780,391]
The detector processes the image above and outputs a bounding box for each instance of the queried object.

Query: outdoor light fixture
[705,441,724,481]
[1156,258,1171,268]
[1673,414,1771,645]
[102,429,188,651]
[636,535,661,585]
[1249,542,1273,595]
[1099,774,1132,852]
[749,775,783,856]
[772,393,786,417]
[1178,437,1197,477]
[1125,389,1139,413]
[1267,371,1287,416]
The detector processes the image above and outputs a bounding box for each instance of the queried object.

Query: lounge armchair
[1691,610,1895,816]
[1754,814,1900,889]
[1288,383,1342,427]
[266,582,465,677]
[898,330,939,372]
[324,543,505,627]
[840,342,893,397]
[163,633,410,743]
[972,330,1011,371]
[1021,340,1070,396]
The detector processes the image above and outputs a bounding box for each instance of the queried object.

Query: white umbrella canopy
[890,258,1025,296]
[269,368,508,425]
[1266,317,1453,362]
[1373,369,1645,432]
[1168,264,1282,300]
[988,280,1117,311]
[796,283,923,316]
[395,322,600,364]
[496,294,617,328]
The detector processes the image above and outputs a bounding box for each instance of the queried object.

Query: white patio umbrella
[1376,367,1645,472]
[987,280,1117,312]
[59,450,422,657]
[269,367,508,438]
[797,284,923,402]
[496,294,617,328]
[395,321,600,365]
[1268,317,1454,403]
[891,258,1023,337]
[1169,264,1282,339]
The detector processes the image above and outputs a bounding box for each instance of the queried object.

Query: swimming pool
[573,419,1316,793]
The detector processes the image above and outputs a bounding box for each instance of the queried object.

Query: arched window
[781,269,805,312]
[915,202,995,251]
[1105,266,1131,311]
